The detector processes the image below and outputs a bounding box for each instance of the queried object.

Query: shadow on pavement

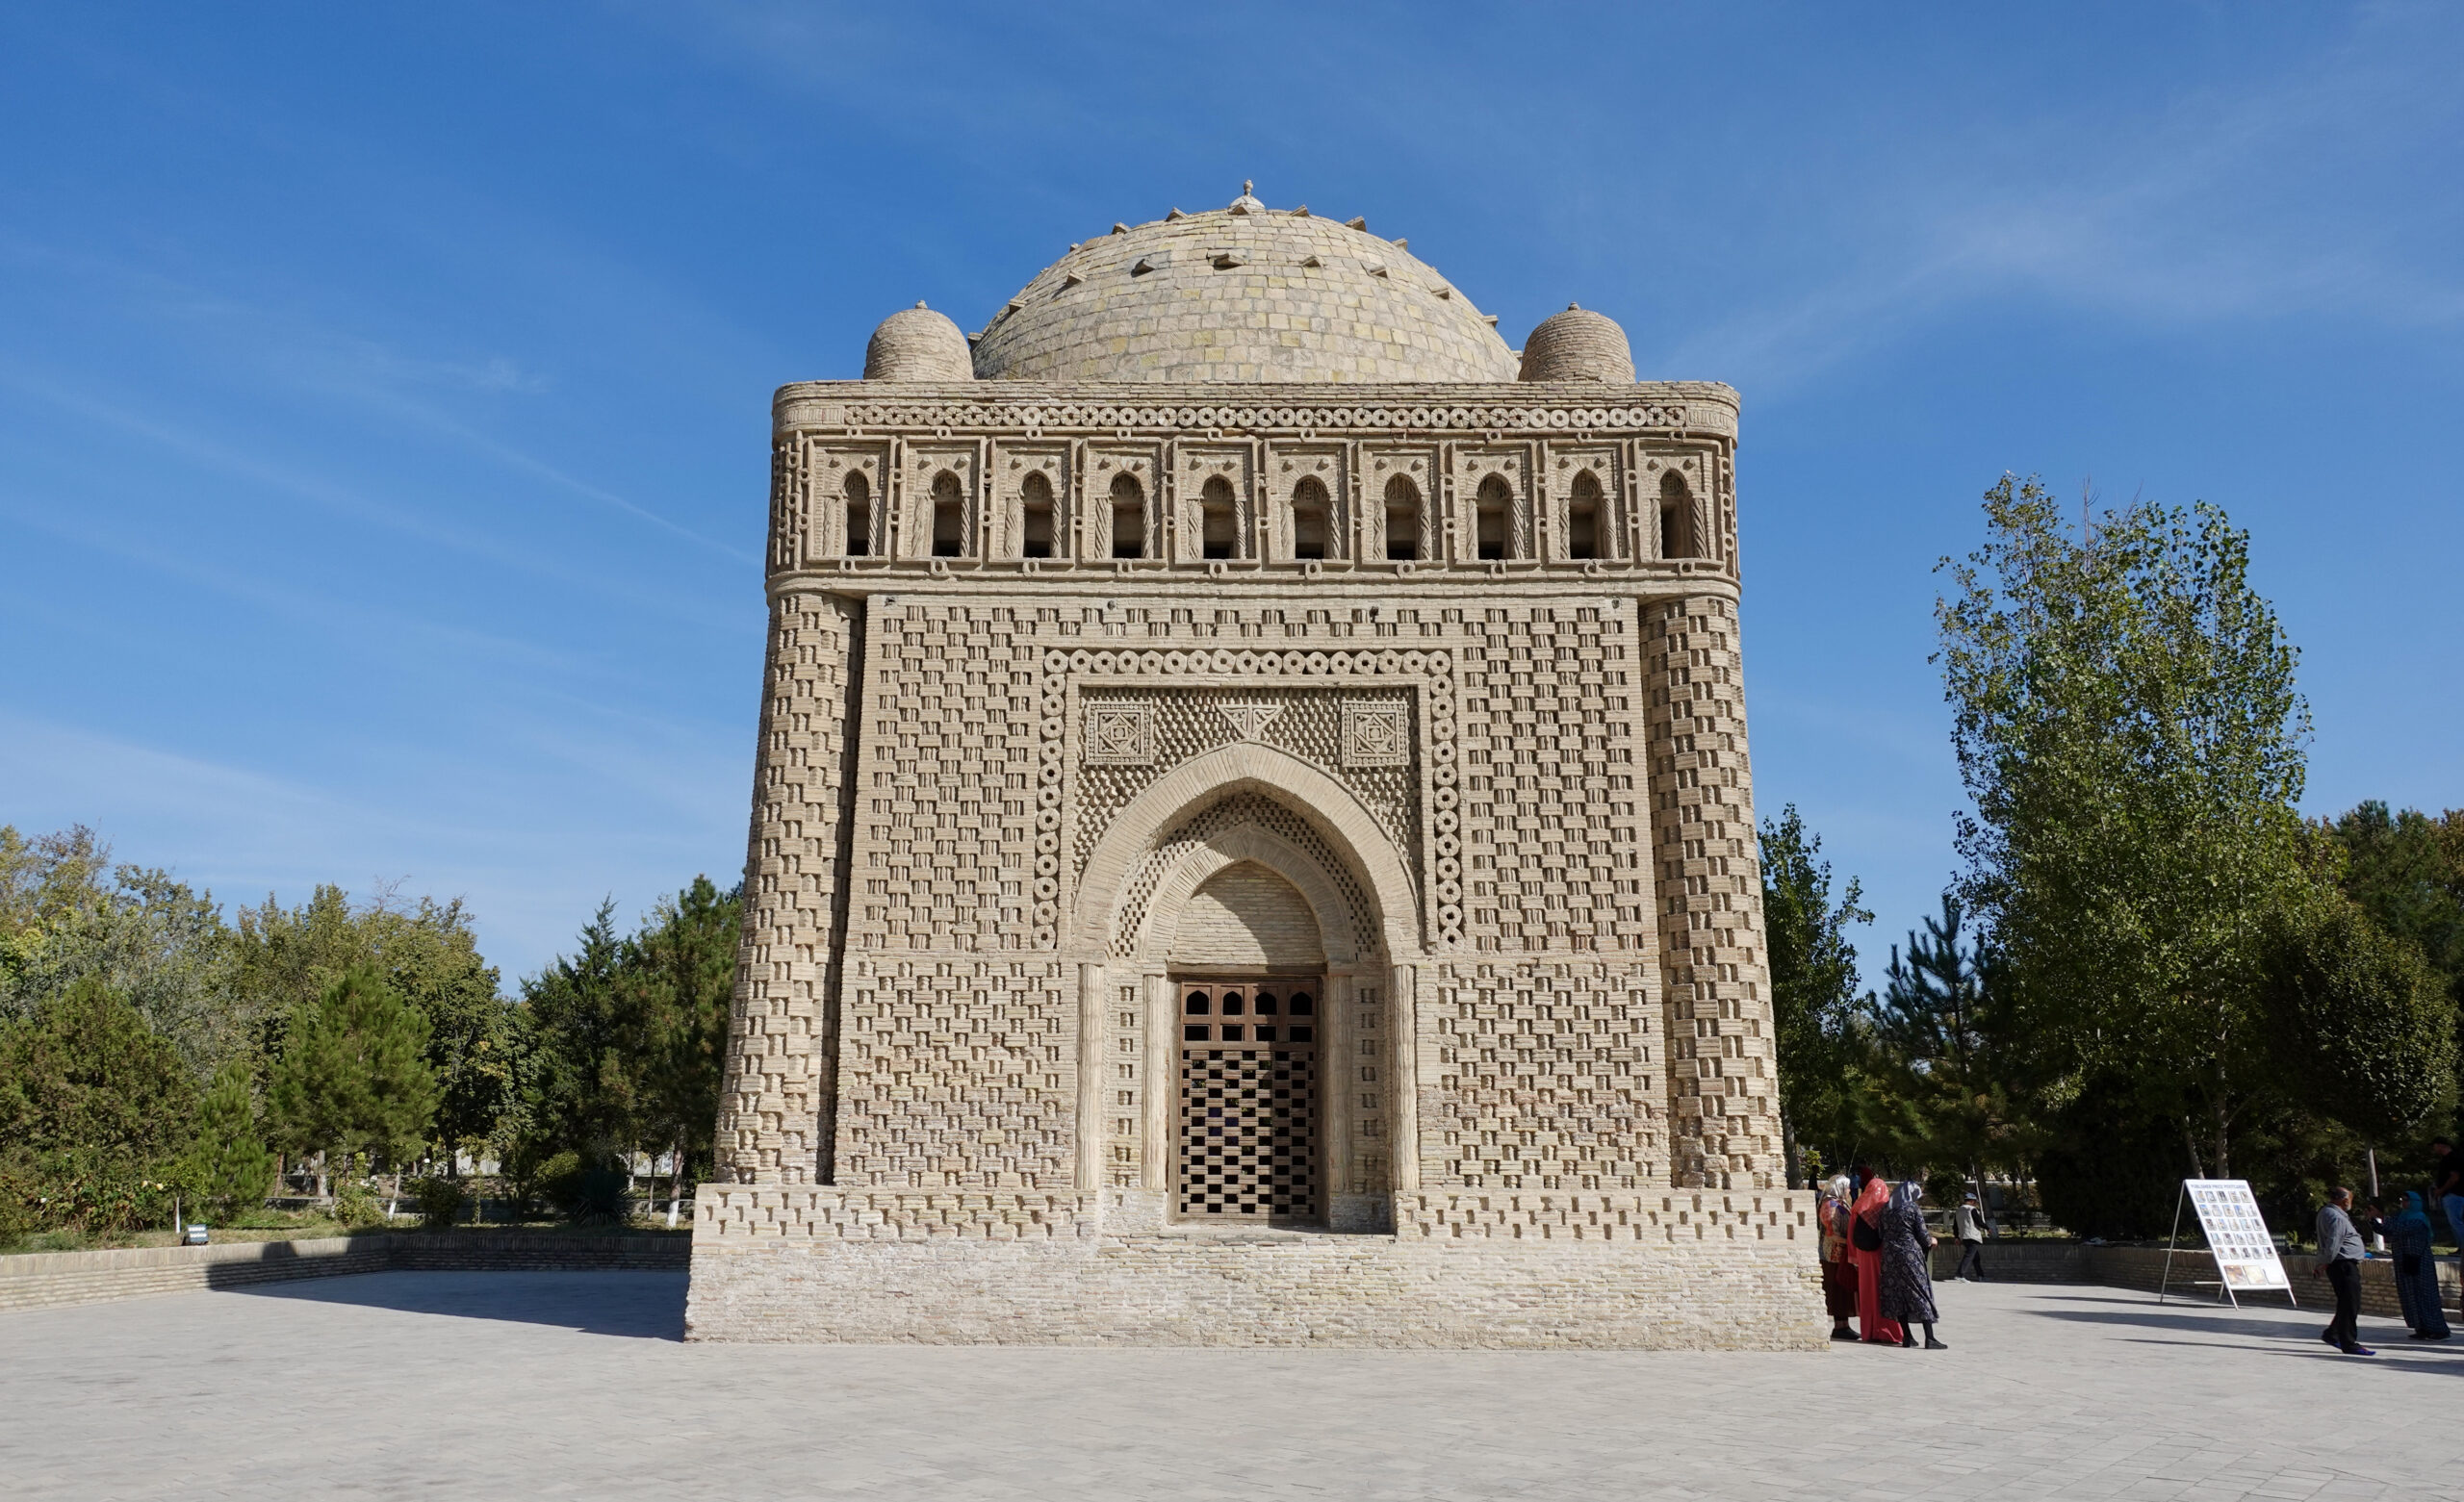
[2025,1294,2464,1374]
[231,1269,686,1339]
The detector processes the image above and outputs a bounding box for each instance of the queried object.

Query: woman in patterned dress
[1819,1175,1860,1340]
[1879,1179,1947,1349]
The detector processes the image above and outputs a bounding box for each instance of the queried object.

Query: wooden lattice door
[1175,979,1321,1222]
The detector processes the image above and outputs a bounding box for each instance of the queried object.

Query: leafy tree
[179,1060,275,1220]
[237,884,510,1169]
[1758,805,1873,1184]
[2325,802,2464,1010]
[0,976,200,1232]
[1937,476,2310,1177]
[1,826,243,1081]
[270,966,439,1193]
[2257,891,2456,1142]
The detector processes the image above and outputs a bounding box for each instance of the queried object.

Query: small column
[1389,962,1421,1192]
[1142,971,1174,1191]
[1322,971,1354,1207]
[1076,962,1105,1191]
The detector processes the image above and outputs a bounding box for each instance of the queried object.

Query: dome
[970,189,1518,384]
[1517,304,1634,384]
[863,303,973,382]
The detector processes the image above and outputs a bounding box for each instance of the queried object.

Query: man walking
[2317,1187,2374,1357]
[1953,1191,1992,1281]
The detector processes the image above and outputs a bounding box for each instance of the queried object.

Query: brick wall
[0,1235,689,1315]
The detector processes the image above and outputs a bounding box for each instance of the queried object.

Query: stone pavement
[0,1272,2451,1499]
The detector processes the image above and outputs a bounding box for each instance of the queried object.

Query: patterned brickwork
[1071,683,1419,876]
[1644,596,1781,1189]
[1453,604,1649,955]
[1421,960,1661,1189]
[851,600,1040,954]
[717,592,861,1184]
[1113,792,1379,961]
[1397,1190,1804,1242]
[1345,979,1390,1195]
[834,957,1076,1188]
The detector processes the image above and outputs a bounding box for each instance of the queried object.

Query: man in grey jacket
[2317,1187,2374,1356]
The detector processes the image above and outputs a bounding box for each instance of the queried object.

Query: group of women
[1817,1169,1948,1349]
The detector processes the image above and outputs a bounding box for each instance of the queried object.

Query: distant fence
[0,1233,689,1314]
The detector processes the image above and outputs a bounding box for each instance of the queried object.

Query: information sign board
[2160,1178,2294,1306]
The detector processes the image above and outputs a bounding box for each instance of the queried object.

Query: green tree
[1,826,243,1082]
[1867,896,2040,1200]
[179,1060,275,1220]
[628,878,740,1215]
[1759,805,1873,1184]
[515,902,636,1168]
[237,884,510,1169]
[2325,802,2464,1010]
[0,976,200,1232]
[270,966,439,1195]
[1937,476,2310,1176]
[2258,891,2456,1142]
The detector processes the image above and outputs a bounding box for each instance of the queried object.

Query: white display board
[2162,1178,2294,1305]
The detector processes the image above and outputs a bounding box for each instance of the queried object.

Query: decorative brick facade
[689,190,1817,1347]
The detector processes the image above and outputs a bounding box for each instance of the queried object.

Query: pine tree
[270,965,439,1187]
[180,1059,274,1220]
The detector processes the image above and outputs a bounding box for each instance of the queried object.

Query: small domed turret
[1517,303,1634,384]
[863,303,973,381]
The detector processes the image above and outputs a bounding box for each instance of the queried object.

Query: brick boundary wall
[0,1234,690,1315]
[1930,1241,2461,1319]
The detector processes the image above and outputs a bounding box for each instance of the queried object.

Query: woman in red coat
[1850,1168,1906,1345]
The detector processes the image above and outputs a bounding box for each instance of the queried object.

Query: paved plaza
[1,1272,2453,1499]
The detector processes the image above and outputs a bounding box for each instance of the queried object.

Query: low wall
[0,1233,689,1314]
[1928,1239,2462,1318]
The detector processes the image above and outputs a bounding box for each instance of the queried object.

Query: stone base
[683,1185,1826,1349]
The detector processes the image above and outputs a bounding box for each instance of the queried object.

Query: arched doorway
[1169,863,1323,1223]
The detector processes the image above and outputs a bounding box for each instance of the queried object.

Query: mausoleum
[684,187,1822,1347]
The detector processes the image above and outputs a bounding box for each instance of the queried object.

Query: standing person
[1952,1191,1992,1281]
[2432,1139,2464,1253]
[1849,1168,1905,1346]
[2316,1187,2375,1357]
[2386,1191,2451,1341]
[1879,1180,1947,1349]
[1817,1175,1860,1340]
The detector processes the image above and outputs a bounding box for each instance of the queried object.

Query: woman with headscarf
[1879,1179,1947,1349]
[1817,1175,1859,1340]
[2388,1191,2451,1340]
[1848,1168,1904,1346]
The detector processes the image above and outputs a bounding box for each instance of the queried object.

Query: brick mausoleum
[683,186,1823,1348]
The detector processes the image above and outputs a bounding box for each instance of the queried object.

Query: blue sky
[3,3,2458,988]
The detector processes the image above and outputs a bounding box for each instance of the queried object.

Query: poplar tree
[1937,477,2309,1177]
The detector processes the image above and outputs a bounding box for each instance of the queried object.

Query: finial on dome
[915,300,928,309]
[1244,179,1253,195]
[1228,180,1265,215]
[1567,301,1579,311]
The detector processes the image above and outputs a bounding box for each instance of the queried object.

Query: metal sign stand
[2157,1178,2297,1309]
[2157,1183,2233,1306]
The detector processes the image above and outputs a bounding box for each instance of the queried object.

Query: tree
[270,966,439,1194]
[1,825,243,1082]
[0,976,200,1232]
[1759,805,1873,1184]
[1867,896,2039,1201]
[1937,476,2310,1177]
[237,883,510,1170]
[515,902,636,1167]
[2325,802,2464,1011]
[179,1060,275,1220]
[2257,891,2456,1143]
[628,878,740,1218]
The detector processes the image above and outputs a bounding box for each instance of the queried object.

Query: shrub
[2033,1075,2186,1239]
[406,1175,468,1231]
[331,1158,385,1229]
[541,1152,631,1224]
